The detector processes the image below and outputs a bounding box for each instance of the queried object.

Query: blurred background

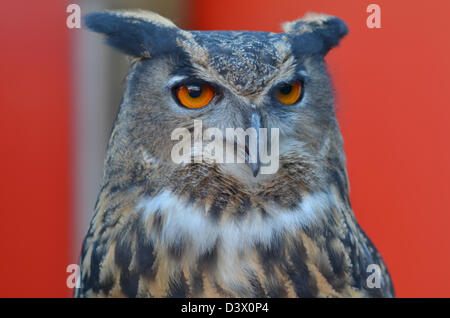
[1,0,450,297]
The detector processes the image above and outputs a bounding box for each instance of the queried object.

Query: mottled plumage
[76,10,394,298]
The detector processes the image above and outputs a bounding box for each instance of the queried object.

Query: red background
[0,1,71,297]
[1,0,449,297]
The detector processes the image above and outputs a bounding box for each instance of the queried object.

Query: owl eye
[176,84,214,109]
[276,81,303,105]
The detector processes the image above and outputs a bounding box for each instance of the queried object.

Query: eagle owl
[76,10,394,298]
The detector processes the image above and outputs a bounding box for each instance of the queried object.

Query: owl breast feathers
[76,10,394,298]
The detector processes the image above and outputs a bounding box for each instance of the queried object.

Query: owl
[76,10,394,298]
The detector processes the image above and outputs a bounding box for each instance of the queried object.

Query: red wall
[191,0,450,297]
[0,1,71,297]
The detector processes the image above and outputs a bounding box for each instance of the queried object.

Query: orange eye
[176,84,214,109]
[276,81,302,105]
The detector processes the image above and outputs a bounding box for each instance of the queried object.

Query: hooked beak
[246,112,263,177]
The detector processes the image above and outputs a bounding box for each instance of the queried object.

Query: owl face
[86,10,348,183]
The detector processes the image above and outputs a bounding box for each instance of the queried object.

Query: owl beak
[248,157,261,177]
[246,112,263,177]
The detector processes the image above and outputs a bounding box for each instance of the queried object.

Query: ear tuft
[83,10,180,58]
[282,13,348,55]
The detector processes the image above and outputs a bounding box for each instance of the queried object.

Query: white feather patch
[139,189,333,255]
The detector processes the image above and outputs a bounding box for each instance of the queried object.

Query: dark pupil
[279,84,292,95]
[187,85,202,98]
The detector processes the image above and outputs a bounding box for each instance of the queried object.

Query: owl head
[84,10,348,192]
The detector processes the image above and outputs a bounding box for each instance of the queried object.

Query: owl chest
[142,207,292,297]
[136,208,355,298]
[134,190,337,297]
[84,189,372,297]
